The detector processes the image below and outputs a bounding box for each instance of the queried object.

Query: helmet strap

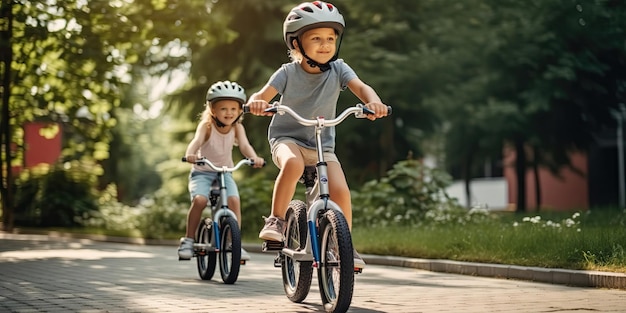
[212,116,226,128]
[212,111,243,128]
[296,34,344,73]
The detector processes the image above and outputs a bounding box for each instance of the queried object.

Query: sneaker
[241,248,251,261]
[259,216,285,242]
[354,248,366,270]
[177,237,194,260]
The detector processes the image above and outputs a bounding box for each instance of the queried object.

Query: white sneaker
[241,248,251,261]
[259,216,285,242]
[354,249,366,270]
[177,237,194,260]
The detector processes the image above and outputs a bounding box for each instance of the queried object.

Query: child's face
[299,27,337,64]
[211,100,241,126]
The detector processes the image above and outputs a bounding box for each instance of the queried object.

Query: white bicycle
[256,103,391,312]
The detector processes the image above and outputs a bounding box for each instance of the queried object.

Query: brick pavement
[1,232,625,312]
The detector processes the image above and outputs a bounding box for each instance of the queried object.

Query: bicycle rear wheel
[196,218,217,280]
[281,200,313,303]
[318,209,354,313]
[219,217,241,284]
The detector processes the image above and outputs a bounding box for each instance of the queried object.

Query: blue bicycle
[182,157,259,284]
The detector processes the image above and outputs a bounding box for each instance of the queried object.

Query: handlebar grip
[249,160,267,167]
[181,157,187,162]
[387,106,393,116]
[242,105,250,114]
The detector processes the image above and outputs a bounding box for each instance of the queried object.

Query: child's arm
[184,121,209,163]
[347,78,388,121]
[247,84,279,116]
[234,123,265,168]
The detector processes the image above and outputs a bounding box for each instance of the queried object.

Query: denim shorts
[188,170,239,201]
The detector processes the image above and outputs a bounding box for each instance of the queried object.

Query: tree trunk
[0,0,13,231]
[532,145,541,212]
[514,137,527,213]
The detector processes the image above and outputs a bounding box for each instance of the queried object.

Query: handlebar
[181,157,264,172]
[253,102,392,127]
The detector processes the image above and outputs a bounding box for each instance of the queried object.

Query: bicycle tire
[318,209,354,313]
[281,200,313,303]
[196,218,217,280]
[219,217,241,284]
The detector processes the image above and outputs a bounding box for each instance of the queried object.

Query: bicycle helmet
[205,81,246,127]
[206,81,247,105]
[283,1,345,71]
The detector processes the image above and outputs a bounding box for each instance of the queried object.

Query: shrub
[14,162,99,227]
[238,173,275,237]
[352,158,461,227]
[80,184,188,239]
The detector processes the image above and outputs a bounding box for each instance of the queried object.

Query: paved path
[1,232,625,312]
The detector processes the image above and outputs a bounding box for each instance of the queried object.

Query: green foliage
[352,158,460,227]
[14,162,100,227]
[80,184,187,240]
[238,173,275,238]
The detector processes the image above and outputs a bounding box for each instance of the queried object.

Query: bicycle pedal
[273,254,283,268]
[240,260,247,265]
[178,257,191,261]
[262,240,284,252]
[354,268,363,274]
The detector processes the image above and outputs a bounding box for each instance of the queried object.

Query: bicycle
[181,157,261,284]
[257,103,391,313]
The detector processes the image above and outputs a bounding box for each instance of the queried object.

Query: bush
[238,173,275,238]
[14,162,99,227]
[80,184,188,239]
[352,158,461,227]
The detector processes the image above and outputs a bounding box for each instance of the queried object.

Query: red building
[503,148,589,211]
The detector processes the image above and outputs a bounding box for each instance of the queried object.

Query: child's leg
[186,195,208,238]
[327,160,365,269]
[224,174,242,228]
[227,196,241,228]
[259,142,304,241]
[271,142,305,219]
[327,161,352,230]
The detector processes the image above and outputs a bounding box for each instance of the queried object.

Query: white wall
[446,177,508,210]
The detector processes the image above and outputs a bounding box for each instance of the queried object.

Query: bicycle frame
[266,104,373,267]
[191,158,252,252]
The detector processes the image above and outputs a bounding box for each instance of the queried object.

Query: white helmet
[205,81,246,105]
[283,1,345,50]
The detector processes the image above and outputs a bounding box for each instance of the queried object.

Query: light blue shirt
[267,59,357,152]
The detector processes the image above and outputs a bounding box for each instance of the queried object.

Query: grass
[349,209,626,273]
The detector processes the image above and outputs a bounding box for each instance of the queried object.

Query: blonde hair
[288,49,303,62]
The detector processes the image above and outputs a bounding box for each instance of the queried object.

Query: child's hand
[364,102,389,121]
[185,155,198,163]
[246,100,273,116]
[250,156,266,168]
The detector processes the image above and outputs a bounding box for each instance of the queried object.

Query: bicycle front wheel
[318,209,354,313]
[196,218,217,280]
[281,200,313,303]
[219,217,241,284]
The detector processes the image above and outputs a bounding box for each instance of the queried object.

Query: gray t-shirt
[267,59,357,153]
